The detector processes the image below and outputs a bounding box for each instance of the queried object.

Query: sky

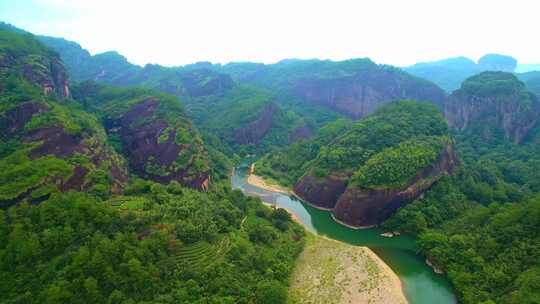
[1,0,539,67]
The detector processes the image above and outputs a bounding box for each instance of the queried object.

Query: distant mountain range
[404,54,540,95]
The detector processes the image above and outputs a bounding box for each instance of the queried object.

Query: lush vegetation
[257,100,448,189]
[462,72,530,98]
[518,71,540,97]
[35,31,347,160]
[185,85,301,157]
[256,118,352,186]
[0,182,304,303]
[219,58,379,86]
[5,19,540,304]
[383,95,540,303]
[0,34,126,202]
[0,27,306,304]
[350,136,446,189]
[71,81,216,181]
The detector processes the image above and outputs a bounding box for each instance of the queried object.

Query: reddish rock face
[112,98,210,190]
[293,173,349,210]
[291,72,446,119]
[0,101,49,137]
[234,103,278,145]
[24,125,85,158]
[293,143,457,227]
[0,102,129,202]
[332,143,458,227]
[22,124,128,195]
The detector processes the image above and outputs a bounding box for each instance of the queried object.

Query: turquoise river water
[232,165,457,304]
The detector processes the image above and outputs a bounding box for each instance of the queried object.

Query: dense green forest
[0,27,305,303]
[256,71,540,302]
[0,184,304,303]
[349,136,447,189]
[24,27,344,159]
[257,100,448,187]
[382,75,540,304]
[3,18,540,304]
[255,118,352,186]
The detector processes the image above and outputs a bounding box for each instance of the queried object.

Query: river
[232,165,457,304]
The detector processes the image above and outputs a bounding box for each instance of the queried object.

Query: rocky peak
[445,72,540,144]
[478,54,517,72]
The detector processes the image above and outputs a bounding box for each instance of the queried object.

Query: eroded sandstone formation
[294,143,457,227]
[290,69,446,119]
[333,143,458,227]
[0,101,128,205]
[445,72,540,144]
[107,98,211,190]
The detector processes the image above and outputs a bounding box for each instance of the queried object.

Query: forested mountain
[33,28,451,159]
[3,18,540,304]
[405,54,518,92]
[216,58,447,119]
[34,35,447,123]
[518,71,540,97]
[0,27,305,303]
[381,73,540,303]
[256,68,540,302]
[34,31,342,158]
[258,101,456,227]
[445,72,540,144]
[0,27,127,203]
[37,34,234,98]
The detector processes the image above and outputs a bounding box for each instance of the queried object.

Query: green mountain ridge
[0,23,306,304]
[405,53,540,96]
[2,19,540,304]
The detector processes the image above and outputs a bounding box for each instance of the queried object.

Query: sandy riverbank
[288,234,407,304]
[244,171,408,304]
[247,173,290,194]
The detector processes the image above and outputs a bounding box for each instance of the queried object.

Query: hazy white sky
[1,0,539,67]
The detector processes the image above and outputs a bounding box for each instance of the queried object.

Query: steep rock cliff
[290,101,452,227]
[73,83,212,190]
[293,173,349,209]
[234,103,278,145]
[220,58,446,119]
[332,143,457,227]
[445,72,540,144]
[290,68,447,119]
[110,98,211,189]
